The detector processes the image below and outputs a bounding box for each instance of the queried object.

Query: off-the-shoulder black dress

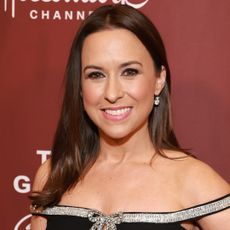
[31,194,230,230]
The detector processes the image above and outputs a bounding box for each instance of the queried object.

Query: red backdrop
[1,1,229,229]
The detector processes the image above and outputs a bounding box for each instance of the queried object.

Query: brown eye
[123,68,139,77]
[88,72,104,79]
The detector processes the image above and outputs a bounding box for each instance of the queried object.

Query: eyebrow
[83,61,143,73]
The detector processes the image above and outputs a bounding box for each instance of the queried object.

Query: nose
[104,76,124,103]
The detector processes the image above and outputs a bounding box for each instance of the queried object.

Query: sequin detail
[88,210,122,230]
[31,195,230,225]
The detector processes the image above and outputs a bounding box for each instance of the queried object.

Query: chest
[60,165,183,213]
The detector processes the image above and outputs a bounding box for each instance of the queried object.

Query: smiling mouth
[101,107,132,121]
[104,107,131,116]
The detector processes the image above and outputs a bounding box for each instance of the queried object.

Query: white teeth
[105,107,131,116]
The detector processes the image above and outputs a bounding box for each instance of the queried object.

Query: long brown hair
[30,4,188,208]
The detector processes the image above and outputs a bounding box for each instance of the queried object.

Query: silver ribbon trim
[88,210,123,230]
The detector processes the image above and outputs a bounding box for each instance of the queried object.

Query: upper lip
[101,106,132,111]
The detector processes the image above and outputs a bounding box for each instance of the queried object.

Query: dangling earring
[154,95,160,106]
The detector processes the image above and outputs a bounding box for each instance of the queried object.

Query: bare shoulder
[165,151,230,206]
[30,215,47,230]
[161,150,230,229]
[30,160,50,229]
[179,156,230,228]
[32,158,51,191]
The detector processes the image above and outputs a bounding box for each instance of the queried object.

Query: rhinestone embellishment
[31,194,230,224]
[88,210,123,230]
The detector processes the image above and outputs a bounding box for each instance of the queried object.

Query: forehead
[81,28,153,64]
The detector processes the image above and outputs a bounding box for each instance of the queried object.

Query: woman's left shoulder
[174,152,230,207]
[162,150,230,229]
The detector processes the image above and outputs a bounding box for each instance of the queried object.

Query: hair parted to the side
[30,4,189,209]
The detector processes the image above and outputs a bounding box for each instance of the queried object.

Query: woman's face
[81,29,165,140]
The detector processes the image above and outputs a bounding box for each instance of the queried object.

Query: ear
[154,65,166,95]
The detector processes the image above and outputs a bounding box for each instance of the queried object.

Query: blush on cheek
[127,83,154,101]
[82,89,101,123]
[82,88,97,104]
[82,82,104,105]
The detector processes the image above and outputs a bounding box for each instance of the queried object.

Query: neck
[98,125,155,164]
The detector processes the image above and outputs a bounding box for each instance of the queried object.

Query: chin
[102,132,130,141]
[99,124,144,143]
[97,118,149,142]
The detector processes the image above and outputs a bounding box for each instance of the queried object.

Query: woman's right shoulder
[32,159,51,192]
[31,160,50,229]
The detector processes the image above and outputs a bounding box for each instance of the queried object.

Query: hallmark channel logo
[14,214,31,230]
[3,0,149,21]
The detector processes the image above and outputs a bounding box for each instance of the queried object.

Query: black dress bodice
[31,194,230,230]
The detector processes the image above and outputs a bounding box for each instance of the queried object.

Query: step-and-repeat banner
[1,1,229,229]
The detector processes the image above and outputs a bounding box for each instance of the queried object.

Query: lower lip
[102,108,132,121]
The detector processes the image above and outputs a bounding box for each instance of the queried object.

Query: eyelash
[87,71,104,79]
[86,68,139,79]
[122,68,139,77]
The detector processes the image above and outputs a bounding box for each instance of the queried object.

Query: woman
[30,4,230,230]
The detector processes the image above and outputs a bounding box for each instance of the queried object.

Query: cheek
[126,78,155,102]
[82,83,102,107]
